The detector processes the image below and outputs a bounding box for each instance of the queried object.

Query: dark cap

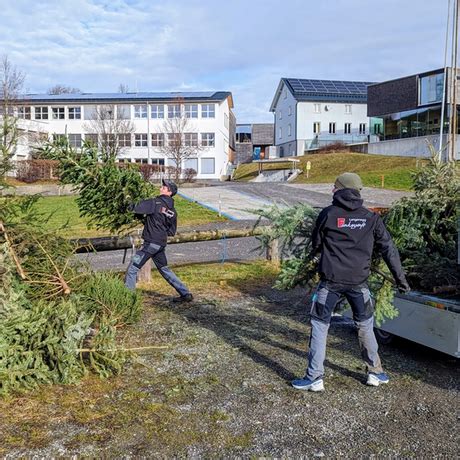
[162,179,178,196]
[334,172,363,191]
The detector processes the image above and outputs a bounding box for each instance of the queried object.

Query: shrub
[182,168,197,183]
[15,159,60,182]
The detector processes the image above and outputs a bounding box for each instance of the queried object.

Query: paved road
[180,182,411,220]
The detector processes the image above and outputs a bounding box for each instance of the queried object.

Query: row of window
[277,104,354,119]
[16,104,217,120]
[278,122,367,139]
[54,132,216,148]
[134,103,216,119]
[118,157,216,174]
[312,122,366,135]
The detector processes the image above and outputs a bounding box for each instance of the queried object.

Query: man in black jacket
[124,179,193,302]
[292,172,409,392]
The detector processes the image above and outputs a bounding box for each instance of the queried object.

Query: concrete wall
[367,134,459,159]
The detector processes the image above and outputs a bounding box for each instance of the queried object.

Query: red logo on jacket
[337,218,346,228]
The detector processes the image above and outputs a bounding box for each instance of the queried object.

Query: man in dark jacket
[124,179,193,302]
[292,173,409,392]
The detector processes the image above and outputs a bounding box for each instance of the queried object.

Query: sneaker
[291,376,324,392]
[366,372,390,386]
[172,293,194,303]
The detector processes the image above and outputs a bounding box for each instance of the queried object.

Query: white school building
[8,91,235,180]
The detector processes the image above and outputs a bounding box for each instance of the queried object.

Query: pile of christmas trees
[0,139,152,396]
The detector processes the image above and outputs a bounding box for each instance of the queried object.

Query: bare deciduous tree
[0,55,26,187]
[83,104,135,160]
[118,83,129,93]
[157,99,205,181]
[48,84,81,95]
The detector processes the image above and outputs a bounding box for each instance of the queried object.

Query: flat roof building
[367,68,459,160]
[3,91,236,179]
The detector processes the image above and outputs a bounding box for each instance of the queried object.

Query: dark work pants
[306,280,383,380]
[124,241,190,296]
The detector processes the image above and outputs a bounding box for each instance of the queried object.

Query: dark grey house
[367,67,459,159]
[235,123,274,164]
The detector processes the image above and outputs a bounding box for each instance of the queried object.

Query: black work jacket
[132,195,177,246]
[311,188,406,286]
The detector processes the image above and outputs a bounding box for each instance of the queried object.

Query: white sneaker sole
[292,381,325,392]
[366,375,389,386]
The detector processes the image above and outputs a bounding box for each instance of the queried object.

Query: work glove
[397,279,411,294]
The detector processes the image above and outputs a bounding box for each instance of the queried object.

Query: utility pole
[449,0,459,162]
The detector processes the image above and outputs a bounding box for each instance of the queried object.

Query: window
[102,134,115,148]
[167,133,181,147]
[85,133,98,145]
[314,104,321,113]
[201,104,215,118]
[184,158,198,171]
[52,107,65,119]
[359,123,366,135]
[134,105,147,118]
[151,133,164,147]
[374,124,381,135]
[18,107,31,119]
[118,134,132,147]
[151,104,164,119]
[35,106,48,120]
[344,123,351,134]
[151,158,165,166]
[279,109,282,120]
[134,134,148,147]
[116,105,130,119]
[224,113,229,129]
[84,105,98,120]
[345,105,352,114]
[168,104,181,118]
[329,122,336,134]
[135,158,148,164]
[68,134,82,148]
[201,157,215,174]
[184,104,198,118]
[419,73,444,105]
[201,132,215,147]
[184,133,198,147]
[279,127,282,139]
[288,106,292,116]
[313,122,321,134]
[68,107,81,119]
[288,124,292,136]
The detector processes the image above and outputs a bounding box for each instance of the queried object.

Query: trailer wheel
[374,328,394,345]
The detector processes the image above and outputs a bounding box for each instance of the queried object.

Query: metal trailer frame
[346,292,460,358]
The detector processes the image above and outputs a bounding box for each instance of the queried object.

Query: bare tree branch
[47,84,81,95]
[83,104,135,160]
[157,98,206,181]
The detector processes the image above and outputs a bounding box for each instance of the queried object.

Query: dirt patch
[1,262,458,457]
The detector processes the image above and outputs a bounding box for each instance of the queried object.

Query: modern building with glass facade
[367,68,459,159]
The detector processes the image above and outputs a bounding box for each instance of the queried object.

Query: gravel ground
[2,271,458,458]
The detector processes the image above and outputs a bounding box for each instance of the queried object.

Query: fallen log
[72,226,265,253]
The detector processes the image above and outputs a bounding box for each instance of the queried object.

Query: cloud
[0,0,448,122]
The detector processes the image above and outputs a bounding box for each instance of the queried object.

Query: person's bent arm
[374,216,410,293]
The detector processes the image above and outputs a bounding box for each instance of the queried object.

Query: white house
[269,78,375,157]
[9,91,235,180]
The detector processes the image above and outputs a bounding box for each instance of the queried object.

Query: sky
[0,0,450,122]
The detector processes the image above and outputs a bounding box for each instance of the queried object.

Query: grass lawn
[31,195,227,238]
[233,152,423,191]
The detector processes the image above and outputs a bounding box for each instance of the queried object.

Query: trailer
[346,292,460,358]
